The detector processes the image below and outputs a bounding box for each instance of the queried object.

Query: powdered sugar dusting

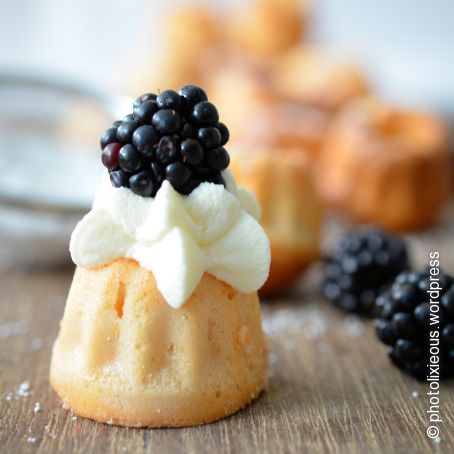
[30,337,44,351]
[343,315,365,338]
[262,305,328,340]
[0,320,28,340]
[17,381,31,398]
[3,381,32,402]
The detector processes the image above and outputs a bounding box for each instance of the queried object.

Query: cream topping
[69,171,270,308]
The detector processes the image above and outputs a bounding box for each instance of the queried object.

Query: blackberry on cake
[179,84,208,107]
[133,92,157,108]
[133,100,158,124]
[156,89,182,110]
[374,268,454,380]
[322,227,410,315]
[198,127,222,149]
[100,85,231,196]
[191,101,219,125]
[100,127,118,149]
[216,122,230,145]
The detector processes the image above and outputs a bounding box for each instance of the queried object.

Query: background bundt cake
[230,147,323,295]
[315,97,451,231]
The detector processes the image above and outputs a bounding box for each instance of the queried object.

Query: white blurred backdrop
[1,0,453,113]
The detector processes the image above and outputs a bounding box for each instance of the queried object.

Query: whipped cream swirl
[70,171,270,308]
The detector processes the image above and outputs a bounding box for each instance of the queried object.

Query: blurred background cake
[315,97,451,231]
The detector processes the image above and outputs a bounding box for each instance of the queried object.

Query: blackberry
[322,228,410,315]
[123,113,135,122]
[180,139,203,166]
[100,127,118,148]
[110,170,128,188]
[181,123,196,139]
[374,268,454,380]
[179,85,208,107]
[152,109,181,134]
[133,100,158,124]
[101,142,121,170]
[132,125,159,157]
[156,136,179,165]
[197,127,221,149]
[165,162,191,189]
[156,90,182,110]
[129,171,155,197]
[191,101,219,126]
[151,162,164,186]
[119,144,143,173]
[100,85,231,197]
[216,122,230,146]
[205,147,230,171]
[117,121,140,143]
[133,93,157,108]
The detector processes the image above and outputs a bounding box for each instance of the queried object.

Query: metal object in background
[0,71,131,268]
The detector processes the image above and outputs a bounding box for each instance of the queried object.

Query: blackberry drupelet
[100,85,231,197]
[322,228,410,315]
[374,268,454,380]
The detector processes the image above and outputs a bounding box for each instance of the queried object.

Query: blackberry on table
[322,228,410,315]
[100,85,230,197]
[374,268,454,380]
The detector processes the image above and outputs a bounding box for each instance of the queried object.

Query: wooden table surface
[1,220,454,454]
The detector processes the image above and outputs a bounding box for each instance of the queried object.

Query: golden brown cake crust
[315,98,451,231]
[50,259,268,427]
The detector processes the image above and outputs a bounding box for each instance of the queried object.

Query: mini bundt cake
[50,86,271,427]
[274,47,369,111]
[315,97,451,231]
[230,147,323,295]
[50,260,268,427]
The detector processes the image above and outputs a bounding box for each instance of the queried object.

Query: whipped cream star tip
[70,170,270,308]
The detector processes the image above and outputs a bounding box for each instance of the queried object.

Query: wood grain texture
[1,222,454,454]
